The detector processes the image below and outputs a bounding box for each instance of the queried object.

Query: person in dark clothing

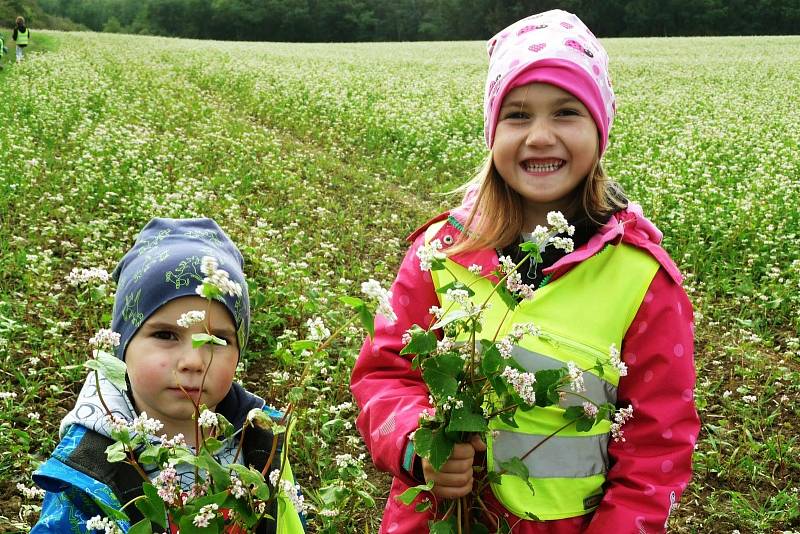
[13,16,30,63]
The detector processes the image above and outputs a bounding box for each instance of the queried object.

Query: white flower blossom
[155,467,179,505]
[269,469,281,487]
[89,329,121,348]
[468,264,483,275]
[546,211,572,235]
[280,479,309,514]
[197,256,242,298]
[501,366,537,405]
[66,267,110,286]
[17,483,45,499]
[177,310,206,328]
[131,412,164,435]
[198,409,218,428]
[416,239,446,271]
[582,402,598,418]
[567,361,586,393]
[608,343,628,376]
[611,405,634,442]
[230,474,247,499]
[361,278,397,322]
[193,503,219,527]
[428,306,445,319]
[0,392,18,400]
[550,236,575,253]
[85,516,121,533]
[306,316,330,341]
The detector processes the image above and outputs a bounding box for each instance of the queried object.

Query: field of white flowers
[0,31,798,532]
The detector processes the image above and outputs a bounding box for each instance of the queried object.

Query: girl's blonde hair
[16,16,25,25]
[447,154,627,256]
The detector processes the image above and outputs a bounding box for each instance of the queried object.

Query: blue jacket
[32,380,303,533]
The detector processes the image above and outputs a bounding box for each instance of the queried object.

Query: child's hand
[422,434,486,499]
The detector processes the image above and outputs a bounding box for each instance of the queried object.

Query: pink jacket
[351,204,699,533]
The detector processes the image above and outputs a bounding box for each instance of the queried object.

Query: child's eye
[503,111,529,120]
[556,108,580,117]
[153,330,178,341]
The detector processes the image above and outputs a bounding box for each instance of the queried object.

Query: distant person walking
[13,16,30,63]
[0,33,6,69]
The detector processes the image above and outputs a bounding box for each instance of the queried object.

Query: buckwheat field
[1,31,799,532]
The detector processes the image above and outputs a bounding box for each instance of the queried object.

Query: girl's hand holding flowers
[422,435,486,499]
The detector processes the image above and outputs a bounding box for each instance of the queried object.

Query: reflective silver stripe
[511,345,617,406]
[493,430,610,478]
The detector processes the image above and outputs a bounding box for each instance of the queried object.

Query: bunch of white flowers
[89,329,121,348]
[130,411,164,435]
[417,239,446,271]
[567,361,586,393]
[198,409,218,429]
[306,316,331,341]
[66,267,110,286]
[608,343,628,376]
[177,310,206,328]
[501,366,537,405]
[610,405,634,442]
[85,516,121,534]
[198,256,243,298]
[193,503,220,527]
[361,278,397,322]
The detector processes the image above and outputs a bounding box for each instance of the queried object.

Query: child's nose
[525,120,556,146]
[179,346,207,372]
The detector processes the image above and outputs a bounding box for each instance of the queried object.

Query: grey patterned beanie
[111,218,250,360]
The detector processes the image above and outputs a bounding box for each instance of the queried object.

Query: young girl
[12,16,29,63]
[351,10,699,533]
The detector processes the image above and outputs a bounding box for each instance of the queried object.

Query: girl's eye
[556,108,580,117]
[153,330,178,341]
[503,111,528,120]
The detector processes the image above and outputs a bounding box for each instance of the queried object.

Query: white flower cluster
[158,433,186,448]
[268,469,281,487]
[155,467,179,505]
[361,278,397,323]
[131,411,164,435]
[16,483,45,500]
[436,337,454,354]
[193,503,219,527]
[198,409,218,428]
[608,343,628,376]
[280,480,309,515]
[334,453,360,468]
[0,392,18,400]
[444,286,486,316]
[550,236,575,253]
[610,405,634,442]
[546,211,575,236]
[468,264,483,275]
[496,338,514,359]
[230,474,247,499]
[501,366,537,405]
[66,267,110,286]
[509,322,541,341]
[177,310,206,328]
[582,402,599,418]
[306,316,331,341]
[105,414,130,433]
[85,516,121,533]
[320,508,340,517]
[567,361,586,393]
[198,256,243,298]
[428,305,444,319]
[440,396,464,410]
[416,239,446,271]
[499,255,536,300]
[89,329,121,348]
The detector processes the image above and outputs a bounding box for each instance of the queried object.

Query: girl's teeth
[525,161,562,172]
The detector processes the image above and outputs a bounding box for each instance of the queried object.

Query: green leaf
[419,427,455,471]
[128,519,153,534]
[519,241,540,254]
[191,332,227,348]
[470,522,490,534]
[84,350,128,391]
[447,406,488,433]
[422,354,463,400]
[229,464,265,487]
[198,450,231,490]
[415,499,432,512]
[396,481,434,505]
[202,437,224,455]
[534,368,565,407]
[95,499,130,522]
[563,406,584,420]
[136,483,167,529]
[216,413,234,439]
[431,256,446,271]
[412,428,433,457]
[400,327,438,356]
[358,304,375,339]
[499,456,529,481]
[575,416,594,432]
[496,284,518,310]
[355,489,376,507]
[339,296,365,308]
[480,340,503,375]
[138,444,166,466]
[430,309,469,330]
[430,518,456,534]
[498,411,518,428]
[321,418,344,441]
[291,340,317,351]
[105,440,127,463]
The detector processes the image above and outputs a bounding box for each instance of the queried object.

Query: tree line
[24,0,800,41]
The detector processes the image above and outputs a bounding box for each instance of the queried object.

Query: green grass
[0,31,798,533]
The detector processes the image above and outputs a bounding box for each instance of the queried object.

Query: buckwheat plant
[396,212,635,532]
[81,255,391,533]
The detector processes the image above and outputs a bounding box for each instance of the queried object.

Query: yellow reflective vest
[426,220,659,520]
[16,28,29,45]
